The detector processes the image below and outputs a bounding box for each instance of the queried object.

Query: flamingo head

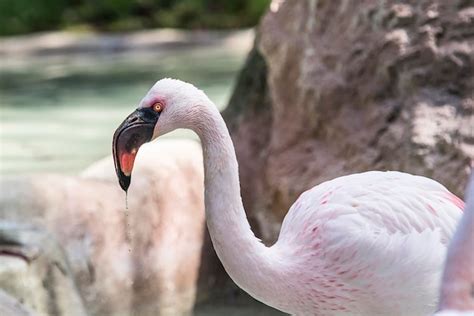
[112,78,210,191]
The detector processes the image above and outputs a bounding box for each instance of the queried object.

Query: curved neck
[439,178,474,311]
[192,103,280,301]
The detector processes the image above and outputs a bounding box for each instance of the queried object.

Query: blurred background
[0,0,268,175]
[0,1,473,316]
[0,1,280,315]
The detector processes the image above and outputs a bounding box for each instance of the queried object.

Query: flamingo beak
[112,108,160,191]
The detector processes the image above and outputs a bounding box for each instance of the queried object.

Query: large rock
[0,222,87,316]
[0,288,36,316]
[224,0,474,242]
[0,139,207,315]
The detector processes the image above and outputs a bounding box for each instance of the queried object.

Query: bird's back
[278,171,461,243]
[271,171,463,315]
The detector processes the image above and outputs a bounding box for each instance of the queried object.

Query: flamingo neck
[192,103,280,301]
[439,177,474,311]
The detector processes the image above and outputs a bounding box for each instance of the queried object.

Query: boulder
[224,0,474,242]
[0,222,87,316]
[0,289,35,316]
[0,173,135,315]
[0,139,207,315]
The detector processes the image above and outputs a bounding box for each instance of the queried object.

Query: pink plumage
[270,171,462,314]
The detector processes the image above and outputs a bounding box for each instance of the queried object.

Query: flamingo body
[112,79,465,316]
[269,171,462,315]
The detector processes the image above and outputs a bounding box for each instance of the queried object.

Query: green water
[0,47,242,175]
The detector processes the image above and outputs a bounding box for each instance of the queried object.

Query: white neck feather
[191,102,281,302]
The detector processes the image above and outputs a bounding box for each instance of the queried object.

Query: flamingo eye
[152,102,163,113]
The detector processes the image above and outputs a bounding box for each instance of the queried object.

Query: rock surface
[0,289,36,316]
[224,0,474,242]
[0,223,87,316]
[0,140,207,316]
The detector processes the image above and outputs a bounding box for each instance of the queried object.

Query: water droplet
[125,192,132,253]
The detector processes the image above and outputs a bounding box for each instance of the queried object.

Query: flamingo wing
[272,171,464,315]
[279,171,462,245]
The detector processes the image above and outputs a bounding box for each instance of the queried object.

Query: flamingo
[435,174,474,316]
[112,78,464,315]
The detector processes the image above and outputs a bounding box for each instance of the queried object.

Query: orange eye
[152,102,163,112]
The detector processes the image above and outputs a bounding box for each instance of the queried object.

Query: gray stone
[0,289,36,316]
[224,0,474,243]
[0,222,87,316]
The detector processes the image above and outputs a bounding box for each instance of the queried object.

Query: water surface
[1,44,244,175]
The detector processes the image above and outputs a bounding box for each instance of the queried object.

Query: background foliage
[0,0,270,36]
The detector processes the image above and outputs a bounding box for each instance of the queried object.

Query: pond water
[0,42,243,175]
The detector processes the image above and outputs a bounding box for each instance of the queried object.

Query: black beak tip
[118,173,131,192]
